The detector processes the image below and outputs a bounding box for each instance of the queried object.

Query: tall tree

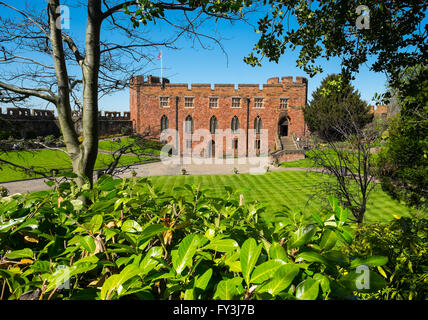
[377,66,428,209]
[0,0,251,187]
[304,74,373,141]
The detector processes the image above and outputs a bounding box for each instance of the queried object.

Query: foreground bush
[0,175,390,300]
[342,217,428,300]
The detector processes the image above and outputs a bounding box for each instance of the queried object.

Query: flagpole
[160,51,163,84]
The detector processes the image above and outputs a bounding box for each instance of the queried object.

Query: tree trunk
[77,0,102,187]
[48,0,101,187]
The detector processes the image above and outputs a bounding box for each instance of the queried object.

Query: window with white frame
[280,97,289,109]
[160,96,169,108]
[209,97,218,108]
[185,97,194,108]
[231,97,241,108]
[254,97,264,108]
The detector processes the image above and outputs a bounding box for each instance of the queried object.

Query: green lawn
[280,148,380,168]
[146,171,411,223]
[99,137,162,155]
[0,149,149,182]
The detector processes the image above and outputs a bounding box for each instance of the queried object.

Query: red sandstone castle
[129,75,308,158]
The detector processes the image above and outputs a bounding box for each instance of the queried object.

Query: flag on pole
[157,51,163,83]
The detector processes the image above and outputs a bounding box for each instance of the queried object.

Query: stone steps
[280,136,300,151]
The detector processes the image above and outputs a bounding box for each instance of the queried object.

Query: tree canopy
[245,0,427,89]
[304,74,373,141]
[377,66,428,209]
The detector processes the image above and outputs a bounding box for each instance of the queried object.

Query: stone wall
[0,108,132,138]
[270,150,306,163]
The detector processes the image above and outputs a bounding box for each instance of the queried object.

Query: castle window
[185,97,194,108]
[209,97,218,108]
[231,115,239,133]
[160,96,169,108]
[233,138,239,150]
[185,115,194,134]
[210,116,218,134]
[254,98,264,108]
[160,115,169,131]
[232,97,241,108]
[254,116,262,134]
[280,97,289,109]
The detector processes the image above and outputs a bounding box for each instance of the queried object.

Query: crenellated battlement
[0,108,130,121]
[130,75,308,91]
[0,107,133,138]
[0,108,55,119]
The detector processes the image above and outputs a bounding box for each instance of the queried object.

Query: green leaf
[100,264,140,300]
[195,268,213,291]
[5,248,33,260]
[288,225,316,249]
[121,220,143,233]
[268,243,288,262]
[139,246,163,276]
[137,224,167,245]
[0,217,25,232]
[258,264,300,296]
[311,213,324,226]
[250,259,286,284]
[334,229,353,245]
[350,256,389,268]
[319,229,337,251]
[313,273,330,293]
[173,234,201,274]
[334,206,349,226]
[203,238,239,253]
[214,277,244,300]
[46,266,71,292]
[10,218,38,234]
[295,279,319,300]
[98,177,122,191]
[80,236,96,253]
[340,269,386,293]
[240,238,262,286]
[86,214,103,233]
[296,251,330,265]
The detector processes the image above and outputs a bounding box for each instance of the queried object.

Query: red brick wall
[130,76,308,155]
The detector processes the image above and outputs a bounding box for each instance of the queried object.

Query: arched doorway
[278,116,289,137]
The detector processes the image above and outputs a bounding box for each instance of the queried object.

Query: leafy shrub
[43,135,57,146]
[342,217,428,300]
[120,126,133,136]
[0,177,388,300]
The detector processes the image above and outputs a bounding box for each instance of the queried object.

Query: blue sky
[1,1,391,113]
[95,5,388,113]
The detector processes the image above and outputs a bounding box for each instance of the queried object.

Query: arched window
[185,115,193,134]
[231,115,239,133]
[210,116,218,134]
[160,115,168,131]
[254,116,262,134]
